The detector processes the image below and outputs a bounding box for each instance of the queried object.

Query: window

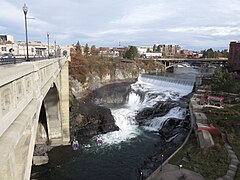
[1,47,7,51]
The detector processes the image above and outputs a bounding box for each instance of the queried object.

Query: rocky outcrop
[136,94,192,179]
[32,144,53,166]
[70,81,135,137]
[138,117,191,180]
[32,155,49,166]
[71,99,119,137]
[159,117,190,140]
[84,81,133,105]
[135,100,178,124]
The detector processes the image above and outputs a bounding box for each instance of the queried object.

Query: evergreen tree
[157,45,161,53]
[84,43,89,57]
[75,41,82,55]
[125,46,138,60]
[212,68,234,93]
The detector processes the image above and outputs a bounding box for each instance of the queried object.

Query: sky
[1,0,240,51]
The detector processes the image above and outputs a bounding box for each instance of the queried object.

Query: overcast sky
[1,0,240,50]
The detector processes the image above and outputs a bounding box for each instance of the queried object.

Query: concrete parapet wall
[0,57,70,180]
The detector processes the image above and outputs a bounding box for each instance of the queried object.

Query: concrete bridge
[0,57,70,180]
[139,58,228,71]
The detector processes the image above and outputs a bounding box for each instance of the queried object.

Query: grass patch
[204,96,240,178]
[169,133,229,180]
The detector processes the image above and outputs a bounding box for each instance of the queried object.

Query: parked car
[0,53,13,59]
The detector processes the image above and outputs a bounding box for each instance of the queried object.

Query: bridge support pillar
[59,61,70,144]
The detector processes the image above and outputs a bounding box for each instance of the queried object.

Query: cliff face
[70,82,134,137]
[69,64,138,138]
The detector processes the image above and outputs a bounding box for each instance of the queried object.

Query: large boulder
[135,100,178,124]
[71,99,119,137]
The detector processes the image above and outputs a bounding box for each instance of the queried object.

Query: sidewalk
[147,163,205,180]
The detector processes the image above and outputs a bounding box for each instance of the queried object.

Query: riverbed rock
[71,99,119,136]
[135,100,178,124]
[70,81,136,137]
[33,144,53,156]
[32,155,49,166]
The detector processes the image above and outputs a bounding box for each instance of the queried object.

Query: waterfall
[143,107,187,132]
[99,74,194,145]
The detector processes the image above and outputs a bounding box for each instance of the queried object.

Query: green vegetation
[202,48,228,58]
[211,68,235,93]
[169,134,229,179]
[124,46,138,60]
[170,67,240,179]
[75,41,82,54]
[84,43,90,57]
[206,111,240,179]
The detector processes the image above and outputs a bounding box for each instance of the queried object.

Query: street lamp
[160,154,164,171]
[54,40,56,58]
[23,3,29,61]
[47,32,50,58]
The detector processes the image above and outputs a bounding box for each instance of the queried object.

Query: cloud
[1,0,240,50]
[168,26,240,36]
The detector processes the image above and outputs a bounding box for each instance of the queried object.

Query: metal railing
[0,56,61,65]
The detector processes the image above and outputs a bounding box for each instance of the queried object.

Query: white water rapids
[96,74,194,146]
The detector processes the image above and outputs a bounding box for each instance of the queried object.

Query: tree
[157,45,161,53]
[221,49,228,58]
[125,46,138,60]
[90,45,99,56]
[75,41,82,55]
[211,68,234,93]
[153,44,157,52]
[206,48,214,58]
[84,43,89,57]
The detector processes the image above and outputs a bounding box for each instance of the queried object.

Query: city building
[228,41,240,70]
[0,34,70,57]
[156,44,181,57]
[17,40,48,57]
[180,49,193,58]
[136,46,153,55]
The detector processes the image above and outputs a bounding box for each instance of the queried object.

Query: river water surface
[31,66,199,180]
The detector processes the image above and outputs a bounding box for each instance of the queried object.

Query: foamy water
[97,74,194,146]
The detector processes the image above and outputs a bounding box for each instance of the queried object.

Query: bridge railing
[0,55,65,65]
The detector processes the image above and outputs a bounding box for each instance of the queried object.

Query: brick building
[228,41,240,70]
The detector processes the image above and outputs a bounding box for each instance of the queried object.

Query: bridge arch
[36,83,63,145]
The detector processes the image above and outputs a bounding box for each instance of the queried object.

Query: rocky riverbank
[136,93,193,179]
[70,81,134,138]
[137,116,191,179]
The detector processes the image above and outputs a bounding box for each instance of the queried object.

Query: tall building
[228,41,240,70]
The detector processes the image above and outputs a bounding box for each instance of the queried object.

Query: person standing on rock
[72,137,79,151]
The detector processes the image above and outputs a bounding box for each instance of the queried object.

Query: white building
[136,46,153,55]
[0,34,70,57]
[17,41,48,57]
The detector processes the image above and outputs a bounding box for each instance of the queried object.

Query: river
[31,65,199,180]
